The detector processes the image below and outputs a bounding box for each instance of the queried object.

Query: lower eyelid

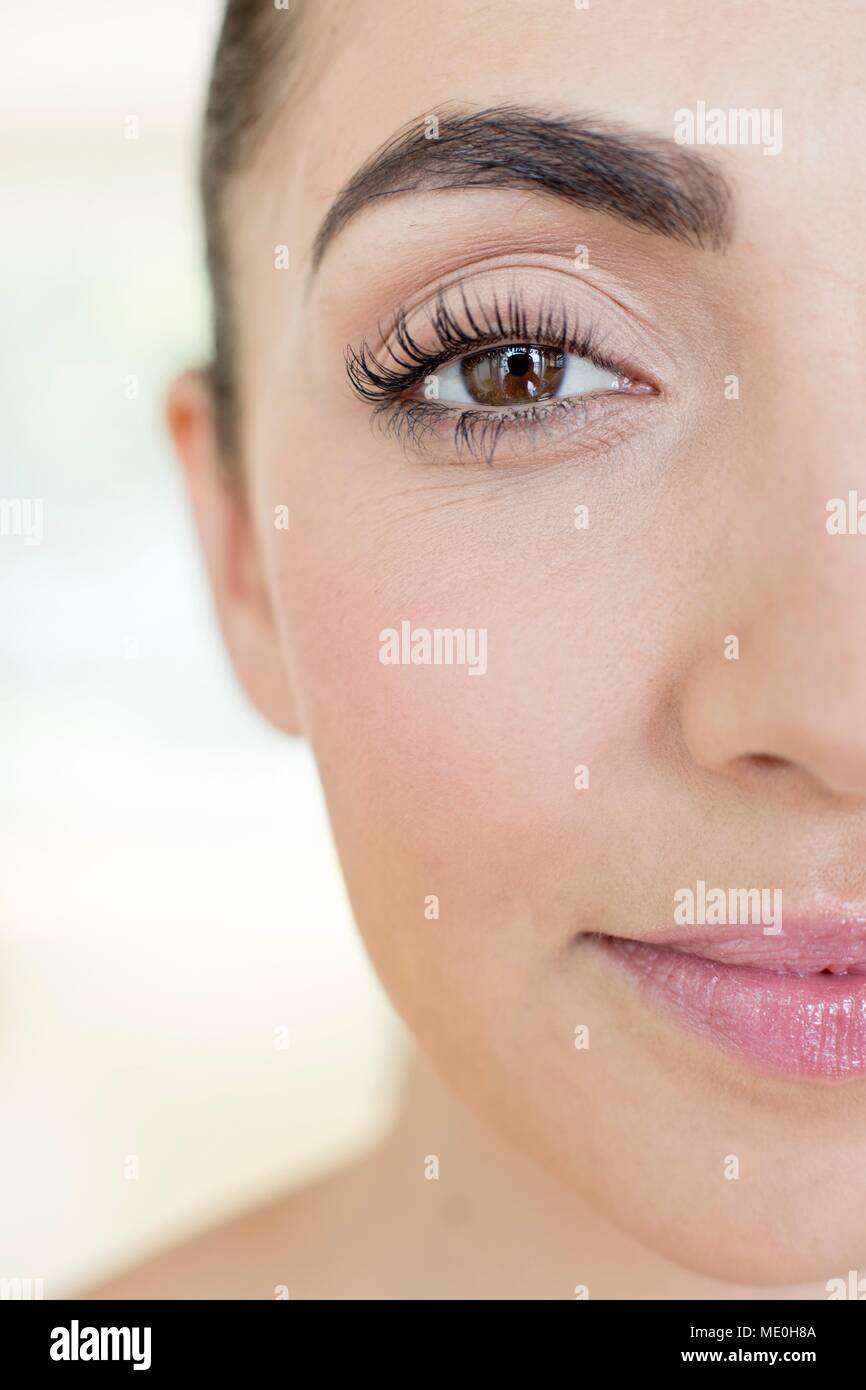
[377,383,659,468]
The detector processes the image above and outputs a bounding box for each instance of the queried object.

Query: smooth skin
[91,0,866,1298]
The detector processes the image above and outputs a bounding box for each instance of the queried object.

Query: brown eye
[460,345,565,406]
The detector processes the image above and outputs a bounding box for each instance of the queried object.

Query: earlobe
[166,370,303,737]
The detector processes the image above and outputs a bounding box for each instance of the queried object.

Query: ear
[167,369,302,736]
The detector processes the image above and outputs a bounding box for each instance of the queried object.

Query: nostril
[744,754,789,772]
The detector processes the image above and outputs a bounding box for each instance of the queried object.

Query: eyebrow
[311,105,734,273]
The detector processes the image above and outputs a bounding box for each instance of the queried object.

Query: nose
[681,441,866,801]
[681,563,866,798]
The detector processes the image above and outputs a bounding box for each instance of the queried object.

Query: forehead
[268,0,859,269]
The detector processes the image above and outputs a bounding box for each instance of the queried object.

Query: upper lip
[608,919,866,976]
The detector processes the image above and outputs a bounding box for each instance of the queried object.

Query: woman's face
[177,0,866,1284]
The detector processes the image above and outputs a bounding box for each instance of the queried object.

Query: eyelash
[345,289,650,463]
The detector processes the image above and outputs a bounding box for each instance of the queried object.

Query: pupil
[506,350,532,377]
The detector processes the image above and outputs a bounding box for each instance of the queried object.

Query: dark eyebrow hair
[311,105,734,273]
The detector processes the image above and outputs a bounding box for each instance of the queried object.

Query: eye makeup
[345,281,659,465]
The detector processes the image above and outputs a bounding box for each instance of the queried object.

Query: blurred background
[1,0,402,1294]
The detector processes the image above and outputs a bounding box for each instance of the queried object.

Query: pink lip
[596,920,866,1082]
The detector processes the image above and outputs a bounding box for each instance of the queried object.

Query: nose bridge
[760,256,866,480]
[729,250,866,666]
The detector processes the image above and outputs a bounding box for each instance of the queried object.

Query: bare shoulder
[79,1146,395,1301]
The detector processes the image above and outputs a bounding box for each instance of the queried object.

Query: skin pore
[92,0,866,1298]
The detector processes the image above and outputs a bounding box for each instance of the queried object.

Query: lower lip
[599,937,866,1081]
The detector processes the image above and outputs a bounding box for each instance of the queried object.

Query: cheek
[250,387,715,981]
[263,463,662,955]
[250,430,854,1282]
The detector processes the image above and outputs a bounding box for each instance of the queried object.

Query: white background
[1,0,402,1293]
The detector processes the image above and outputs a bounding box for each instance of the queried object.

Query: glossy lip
[593,919,866,1082]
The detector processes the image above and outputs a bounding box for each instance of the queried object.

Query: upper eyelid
[342,249,673,360]
[345,287,642,404]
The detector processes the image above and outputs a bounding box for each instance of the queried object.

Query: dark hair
[201,0,301,461]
